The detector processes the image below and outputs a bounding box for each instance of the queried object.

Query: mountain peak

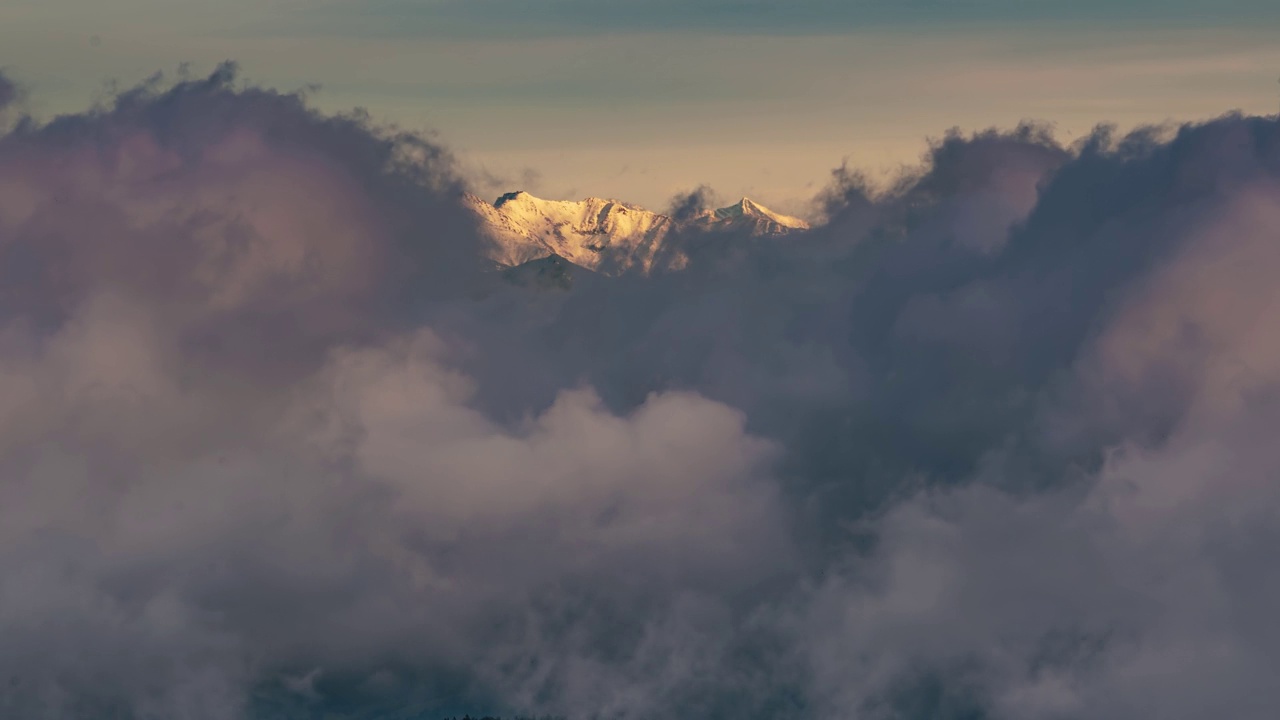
[714,197,762,217]
[709,197,809,230]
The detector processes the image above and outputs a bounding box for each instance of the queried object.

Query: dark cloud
[665,184,716,222]
[0,70,17,112]
[3,64,1280,720]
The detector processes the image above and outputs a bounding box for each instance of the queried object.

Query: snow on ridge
[466,191,808,276]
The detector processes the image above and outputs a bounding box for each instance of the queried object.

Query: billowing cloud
[793,116,1280,720]
[0,64,792,720]
[2,63,1280,720]
[666,184,716,223]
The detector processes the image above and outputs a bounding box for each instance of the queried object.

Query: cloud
[793,115,1280,720]
[0,70,17,112]
[0,64,792,719]
[3,62,1280,720]
[665,184,716,222]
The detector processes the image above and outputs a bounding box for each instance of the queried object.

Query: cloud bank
[2,64,1280,720]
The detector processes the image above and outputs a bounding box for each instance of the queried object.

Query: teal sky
[3,0,1279,212]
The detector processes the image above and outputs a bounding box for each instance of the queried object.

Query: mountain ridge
[465,190,809,276]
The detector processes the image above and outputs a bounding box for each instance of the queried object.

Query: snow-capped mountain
[691,197,810,235]
[465,190,809,275]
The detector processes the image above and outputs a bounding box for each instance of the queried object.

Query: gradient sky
[3,0,1279,213]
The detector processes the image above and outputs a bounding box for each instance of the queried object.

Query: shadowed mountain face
[500,253,578,291]
[4,65,1280,720]
[465,190,809,275]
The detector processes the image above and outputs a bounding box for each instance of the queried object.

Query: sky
[2,0,1279,213]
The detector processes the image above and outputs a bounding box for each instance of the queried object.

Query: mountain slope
[694,197,811,234]
[465,191,809,275]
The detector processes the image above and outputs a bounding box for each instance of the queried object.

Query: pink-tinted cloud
[3,61,1280,720]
